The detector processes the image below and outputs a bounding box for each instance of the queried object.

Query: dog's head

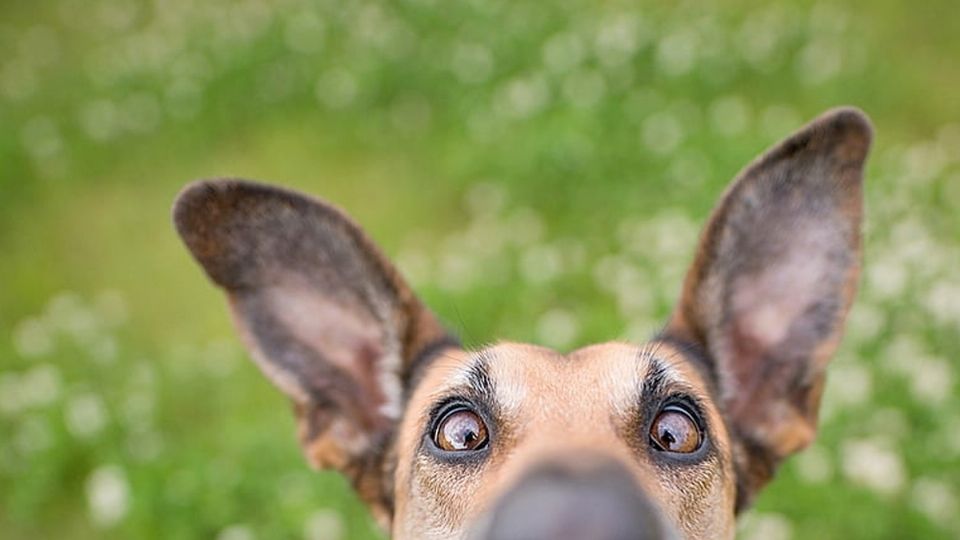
[173,108,871,539]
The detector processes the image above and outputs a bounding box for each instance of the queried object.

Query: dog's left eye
[433,407,489,452]
[649,404,702,454]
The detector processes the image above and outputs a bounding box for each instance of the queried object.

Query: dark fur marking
[404,334,463,395]
[639,356,671,409]
[464,353,496,400]
[651,334,720,400]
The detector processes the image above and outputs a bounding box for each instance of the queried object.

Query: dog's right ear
[173,179,457,524]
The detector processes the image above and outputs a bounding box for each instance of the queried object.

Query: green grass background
[1,0,958,538]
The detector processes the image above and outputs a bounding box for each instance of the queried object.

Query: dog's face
[391,341,735,539]
[174,108,871,539]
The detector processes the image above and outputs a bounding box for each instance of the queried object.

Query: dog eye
[433,407,489,452]
[649,404,702,454]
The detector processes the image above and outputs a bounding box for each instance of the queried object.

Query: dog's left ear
[173,179,455,524]
[665,108,872,510]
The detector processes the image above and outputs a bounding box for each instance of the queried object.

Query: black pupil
[441,410,484,450]
[451,421,476,446]
[660,428,676,447]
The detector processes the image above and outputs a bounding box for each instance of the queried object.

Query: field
[1,0,958,538]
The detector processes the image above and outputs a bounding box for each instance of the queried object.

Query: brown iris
[434,408,489,452]
[649,405,702,454]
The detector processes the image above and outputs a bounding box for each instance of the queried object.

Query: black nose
[474,459,673,540]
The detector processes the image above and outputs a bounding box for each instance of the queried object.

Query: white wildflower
[86,465,130,527]
[304,509,345,540]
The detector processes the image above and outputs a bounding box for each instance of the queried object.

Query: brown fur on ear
[173,179,456,522]
[666,107,872,510]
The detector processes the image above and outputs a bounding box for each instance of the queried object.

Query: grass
[1,0,958,538]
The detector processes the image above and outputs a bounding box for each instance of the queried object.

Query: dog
[173,107,871,539]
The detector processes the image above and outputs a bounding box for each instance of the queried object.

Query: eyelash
[428,398,474,428]
[659,395,705,425]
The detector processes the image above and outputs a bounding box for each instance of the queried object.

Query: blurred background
[1,0,958,538]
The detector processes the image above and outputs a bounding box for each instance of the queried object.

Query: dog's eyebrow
[416,349,502,441]
[639,354,672,404]
[652,333,718,393]
[463,350,495,399]
[454,347,528,420]
[423,347,498,407]
[637,351,711,406]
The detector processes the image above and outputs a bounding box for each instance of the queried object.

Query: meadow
[1,0,958,538]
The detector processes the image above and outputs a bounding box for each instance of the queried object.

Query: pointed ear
[666,108,872,510]
[173,179,457,523]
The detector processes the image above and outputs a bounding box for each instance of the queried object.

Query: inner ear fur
[173,179,456,522]
[666,107,872,510]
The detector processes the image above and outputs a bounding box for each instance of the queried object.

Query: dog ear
[666,108,872,510]
[173,179,456,523]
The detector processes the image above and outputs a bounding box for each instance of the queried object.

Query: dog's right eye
[433,407,489,452]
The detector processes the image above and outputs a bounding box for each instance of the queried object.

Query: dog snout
[472,459,673,540]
